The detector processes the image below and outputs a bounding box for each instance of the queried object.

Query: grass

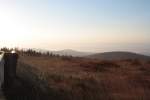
[14,55,150,100]
[147,60,150,64]
[129,59,142,66]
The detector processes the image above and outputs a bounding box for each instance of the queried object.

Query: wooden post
[3,53,18,89]
[0,52,4,89]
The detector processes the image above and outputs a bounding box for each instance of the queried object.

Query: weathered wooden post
[0,52,4,89]
[2,52,18,89]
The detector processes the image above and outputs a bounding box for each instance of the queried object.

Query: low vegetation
[148,60,150,64]
[1,47,150,100]
[17,57,150,99]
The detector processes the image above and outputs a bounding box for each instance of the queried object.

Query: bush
[94,61,120,72]
[130,59,142,66]
[147,60,150,64]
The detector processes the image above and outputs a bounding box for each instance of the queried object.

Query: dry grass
[129,59,142,66]
[147,60,150,64]
[16,55,150,100]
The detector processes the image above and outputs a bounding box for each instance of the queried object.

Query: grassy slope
[17,55,150,100]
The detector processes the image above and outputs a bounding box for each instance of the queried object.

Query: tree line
[0,47,59,57]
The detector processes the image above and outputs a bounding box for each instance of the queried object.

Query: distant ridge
[51,49,93,57]
[31,48,94,57]
[87,51,150,60]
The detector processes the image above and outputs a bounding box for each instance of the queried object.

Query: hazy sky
[0,0,150,53]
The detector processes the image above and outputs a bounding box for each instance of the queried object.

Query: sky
[0,0,150,53]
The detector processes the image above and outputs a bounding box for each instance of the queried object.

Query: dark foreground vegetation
[1,47,150,100]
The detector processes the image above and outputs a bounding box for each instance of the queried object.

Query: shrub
[147,60,150,64]
[61,56,72,61]
[129,59,142,66]
[94,61,120,72]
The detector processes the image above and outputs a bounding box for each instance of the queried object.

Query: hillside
[15,54,150,100]
[87,51,150,60]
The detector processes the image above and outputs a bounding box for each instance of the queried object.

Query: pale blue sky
[0,0,150,53]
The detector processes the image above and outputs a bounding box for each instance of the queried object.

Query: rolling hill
[17,51,150,100]
[87,51,150,60]
[52,49,93,57]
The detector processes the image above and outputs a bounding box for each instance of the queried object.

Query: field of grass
[16,55,150,100]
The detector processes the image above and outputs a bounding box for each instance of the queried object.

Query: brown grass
[147,60,150,64]
[130,59,142,66]
[16,55,150,100]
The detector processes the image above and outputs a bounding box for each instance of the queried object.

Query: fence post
[3,53,18,89]
[0,52,4,89]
